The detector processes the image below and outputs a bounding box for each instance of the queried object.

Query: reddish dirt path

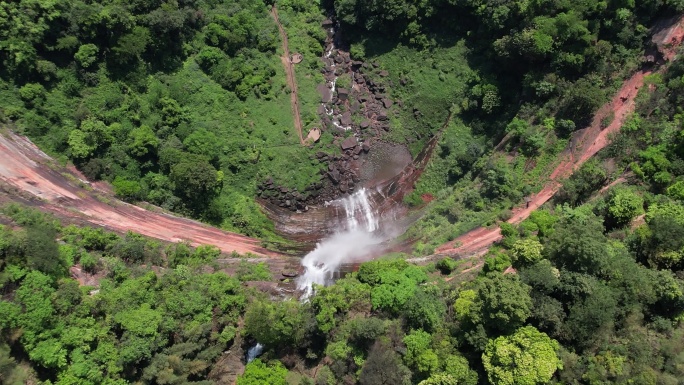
[0,131,281,257]
[435,70,649,257]
[271,5,305,145]
[435,14,684,258]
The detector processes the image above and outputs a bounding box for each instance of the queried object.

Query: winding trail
[0,131,282,257]
[435,70,651,257]
[433,15,684,259]
[270,5,305,145]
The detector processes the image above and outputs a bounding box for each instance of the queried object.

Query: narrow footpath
[270,5,305,145]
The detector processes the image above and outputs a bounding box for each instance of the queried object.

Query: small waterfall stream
[322,24,352,131]
[246,343,264,363]
[297,188,382,297]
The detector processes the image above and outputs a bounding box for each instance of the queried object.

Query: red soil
[0,132,281,257]
[435,70,649,257]
[436,15,684,258]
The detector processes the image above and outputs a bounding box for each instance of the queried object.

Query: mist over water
[297,188,388,298]
[297,229,382,298]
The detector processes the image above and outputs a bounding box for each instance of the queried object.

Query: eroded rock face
[257,15,425,244]
[257,137,432,244]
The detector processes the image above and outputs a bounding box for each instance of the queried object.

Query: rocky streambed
[256,16,438,245]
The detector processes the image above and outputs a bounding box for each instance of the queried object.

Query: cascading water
[246,343,264,363]
[336,187,379,232]
[322,24,352,131]
[297,188,382,298]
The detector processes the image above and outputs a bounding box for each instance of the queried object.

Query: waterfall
[297,188,382,298]
[322,25,352,131]
[246,343,264,363]
[338,188,379,232]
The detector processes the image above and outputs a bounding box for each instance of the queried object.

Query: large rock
[379,70,389,77]
[341,112,352,126]
[328,169,341,184]
[340,136,358,150]
[382,98,393,108]
[337,88,349,101]
[360,120,370,129]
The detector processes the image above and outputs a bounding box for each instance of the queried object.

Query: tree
[418,373,458,385]
[74,44,99,68]
[483,250,512,273]
[112,177,142,201]
[359,341,411,385]
[244,300,310,350]
[25,224,65,277]
[169,154,222,209]
[604,188,643,229]
[404,286,446,332]
[311,277,371,333]
[441,354,478,385]
[556,159,607,206]
[183,128,220,164]
[128,125,158,158]
[558,77,606,129]
[482,326,562,385]
[544,214,611,276]
[237,359,287,385]
[511,238,543,266]
[68,118,112,160]
[358,259,427,314]
[112,26,151,64]
[403,330,439,377]
[471,273,533,335]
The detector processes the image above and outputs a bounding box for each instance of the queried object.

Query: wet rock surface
[256,16,419,242]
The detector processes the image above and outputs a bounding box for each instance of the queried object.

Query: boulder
[340,136,358,150]
[379,70,389,77]
[360,120,370,129]
[337,88,349,101]
[341,112,352,126]
[317,104,327,115]
[328,169,341,184]
[377,113,389,121]
[322,19,334,28]
[382,98,393,108]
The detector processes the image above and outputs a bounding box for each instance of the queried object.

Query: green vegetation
[0,204,256,384]
[0,0,332,241]
[4,0,684,384]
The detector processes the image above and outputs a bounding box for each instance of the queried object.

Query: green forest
[4,0,684,384]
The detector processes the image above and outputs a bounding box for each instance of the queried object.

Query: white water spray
[297,188,382,298]
[246,343,263,363]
